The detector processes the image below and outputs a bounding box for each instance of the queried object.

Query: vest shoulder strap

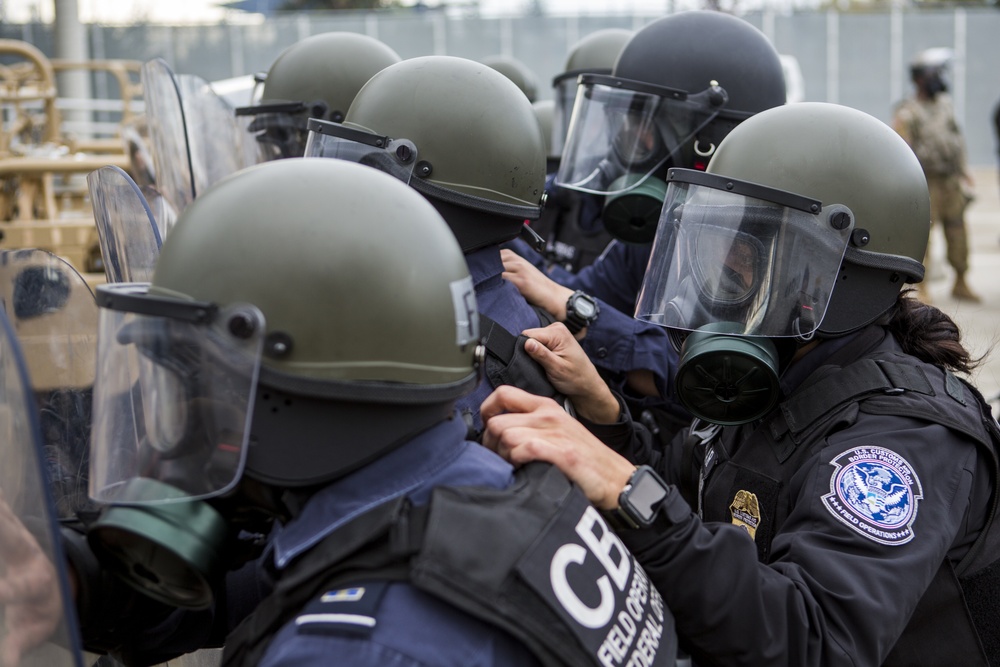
[479,313,563,401]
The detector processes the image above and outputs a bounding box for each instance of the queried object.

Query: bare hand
[481,386,636,510]
[523,323,620,424]
[501,248,574,321]
[0,489,63,667]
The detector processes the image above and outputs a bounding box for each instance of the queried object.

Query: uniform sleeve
[620,415,980,667]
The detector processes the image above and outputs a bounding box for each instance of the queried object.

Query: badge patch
[729,490,761,540]
[822,446,923,545]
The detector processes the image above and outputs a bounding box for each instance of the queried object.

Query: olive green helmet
[145,158,480,485]
[532,99,557,162]
[320,55,547,252]
[482,54,539,103]
[237,32,401,160]
[261,32,401,121]
[705,102,929,336]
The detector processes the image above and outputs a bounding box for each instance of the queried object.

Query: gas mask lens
[691,227,765,305]
[90,284,265,504]
[636,169,854,339]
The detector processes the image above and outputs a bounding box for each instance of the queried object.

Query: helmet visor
[90,284,265,504]
[636,169,854,338]
[235,101,319,162]
[303,118,418,184]
[556,74,728,196]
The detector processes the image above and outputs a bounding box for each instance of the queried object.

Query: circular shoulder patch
[821,446,923,546]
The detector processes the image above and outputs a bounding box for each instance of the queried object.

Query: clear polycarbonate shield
[556,74,727,196]
[0,307,85,667]
[303,118,419,184]
[88,165,162,284]
[142,58,196,216]
[173,71,259,194]
[0,250,98,521]
[235,101,317,162]
[90,284,265,505]
[142,59,256,217]
[551,73,579,157]
[636,169,854,338]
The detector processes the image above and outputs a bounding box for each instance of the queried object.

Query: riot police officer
[483,102,1000,666]
[60,158,676,666]
[235,32,401,161]
[506,10,788,447]
[527,28,633,274]
[303,55,624,434]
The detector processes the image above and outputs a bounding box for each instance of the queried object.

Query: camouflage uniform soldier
[892,48,979,302]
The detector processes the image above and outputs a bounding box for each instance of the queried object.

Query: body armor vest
[223,462,676,667]
[690,330,1000,666]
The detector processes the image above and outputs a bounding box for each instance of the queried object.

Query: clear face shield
[636,169,855,339]
[89,283,265,506]
[303,118,419,185]
[635,169,855,426]
[551,72,582,158]
[556,74,729,197]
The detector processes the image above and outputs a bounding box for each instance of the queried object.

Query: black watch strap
[564,290,599,334]
[605,465,670,530]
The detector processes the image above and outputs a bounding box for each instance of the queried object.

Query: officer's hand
[501,248,573,320]
[0,489,63,666]
[522,323,620,424]
[481,386,636,510]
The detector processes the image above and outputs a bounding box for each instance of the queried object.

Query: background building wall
[4,7,999,165]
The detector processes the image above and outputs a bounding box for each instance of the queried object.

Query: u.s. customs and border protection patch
[729,490,761,540]
[821,446,923,545]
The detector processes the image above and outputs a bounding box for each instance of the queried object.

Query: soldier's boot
[951,274,981,303]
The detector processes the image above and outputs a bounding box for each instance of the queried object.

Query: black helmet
[556,11,784,244]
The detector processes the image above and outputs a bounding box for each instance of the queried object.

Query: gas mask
[919,70,948,98]
[555,74,727,244]
[87,283,266,609]
[636,169,854,425]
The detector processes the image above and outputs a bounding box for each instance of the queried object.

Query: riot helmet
[636,103,928,425]
[909,48,953,98]
[304,56,547,253]
[482,54,539,103]
[557,11,785,244]
[87,159,481,607]
[235,32,401,161]
[551,28,632,157]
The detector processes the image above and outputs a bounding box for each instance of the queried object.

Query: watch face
[574,297,596,318]
[625,468,669,522]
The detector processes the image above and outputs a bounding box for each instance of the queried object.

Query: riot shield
[0,305,85,666]
[141,59,196,217]
[173,70,257,193]
[0,250,98,523]
[88,166,162,284]
[141,59,254,217]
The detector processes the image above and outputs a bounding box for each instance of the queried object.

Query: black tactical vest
[223,462,677,667]
[691,332,1000,666]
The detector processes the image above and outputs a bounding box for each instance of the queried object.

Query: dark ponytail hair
[884,289,987,375]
